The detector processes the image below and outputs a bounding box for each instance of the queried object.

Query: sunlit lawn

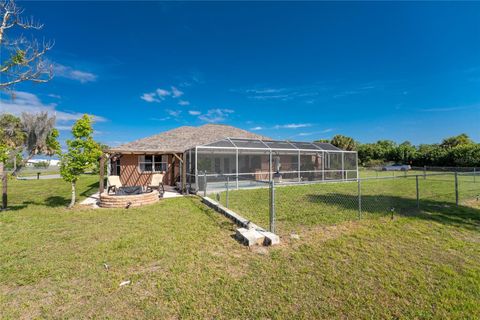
[1,175,479,319]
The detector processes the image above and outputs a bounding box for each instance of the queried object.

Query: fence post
[416,175,419,209]
[454,172,459,206]
[203,171,207,197]
[474,168,476,183]
[269,180,276,233]
[225,176,229,208]
[423,165,427,180]
[357,178,362,219]
[1,162,6,210]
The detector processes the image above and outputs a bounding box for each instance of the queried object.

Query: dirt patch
[462,198,480,209]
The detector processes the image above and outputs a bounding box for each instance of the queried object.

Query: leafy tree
[392,141,417,164]
[0,0,53,90]
[440,133,473,149]
[0,113,25,209]
[33,161,49,169]
[330,135,357,151]
[60,115,102,208]
[0,113,25,148]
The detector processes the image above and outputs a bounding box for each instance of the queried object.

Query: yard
[0,175,479,319]
[217,173,480,235]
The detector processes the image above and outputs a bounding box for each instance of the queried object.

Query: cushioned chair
[148,173,165,196]
[107,175,122,194]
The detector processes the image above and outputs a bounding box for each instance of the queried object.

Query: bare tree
[0,0,53,89]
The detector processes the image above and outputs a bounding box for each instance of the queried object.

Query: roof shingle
[108,124,271,153]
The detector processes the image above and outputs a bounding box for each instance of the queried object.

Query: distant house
[26,159,61,167]
[105,124,357,193]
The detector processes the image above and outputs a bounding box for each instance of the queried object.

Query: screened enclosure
[185,138,358,192]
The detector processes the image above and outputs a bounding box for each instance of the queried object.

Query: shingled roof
[109,124,271,153]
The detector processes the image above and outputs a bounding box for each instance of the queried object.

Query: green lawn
[217,173,480,235]
[1,175,479,319]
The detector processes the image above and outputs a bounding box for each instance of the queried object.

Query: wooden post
[1,162,6,210]
[455,172,459,206]
[99,155,105,194]
[182,153,187,193]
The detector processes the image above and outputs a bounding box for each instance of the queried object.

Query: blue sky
[1,1,480,147]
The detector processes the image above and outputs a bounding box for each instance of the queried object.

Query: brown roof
[109,124,271,153]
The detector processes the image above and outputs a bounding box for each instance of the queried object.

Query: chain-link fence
[202,171,480,236]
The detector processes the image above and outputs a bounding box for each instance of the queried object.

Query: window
[139,155,168,172]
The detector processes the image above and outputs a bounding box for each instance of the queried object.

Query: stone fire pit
[99,188,159,208]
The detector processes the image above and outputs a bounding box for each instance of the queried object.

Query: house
[103,124,357,194]
[26,158,61,167]
[104,124,269,191]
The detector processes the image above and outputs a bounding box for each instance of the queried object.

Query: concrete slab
[236,228,265,246]
[259,231,281,246]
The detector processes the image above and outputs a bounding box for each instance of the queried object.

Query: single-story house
[101,124,358,194]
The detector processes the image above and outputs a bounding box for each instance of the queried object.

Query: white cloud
[48,94,61,99]
[171,86,184,98]
[56,125,73,131]
[198,109,234,123]
[297,128,334,137]
[0,91,107,123]
[140,92,161,103]
[188,110,201,115]
[178,100,190,106]
[141,86,185,103]
[251,94,292,101]
[250,126,263,131]
[167,109,181,117]
[246,88,286,94]
[420,105,475,112]
[274,123,311,129]
[54,63,97,83]
[156,89,171,97]
[149,117,171,121]
[238,84,326,101]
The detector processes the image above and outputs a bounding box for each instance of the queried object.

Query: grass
[217,173,480,235]
[0,175,479,318]
[11,166,61,178]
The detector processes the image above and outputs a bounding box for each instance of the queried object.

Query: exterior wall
[116,154,180,187]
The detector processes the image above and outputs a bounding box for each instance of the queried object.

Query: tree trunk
[11,152,34,176]
[68,181,76,208]
[1,162,6,210]
[99,156,105,194]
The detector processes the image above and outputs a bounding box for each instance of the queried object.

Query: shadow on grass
[5,196,70,210]
[6,181,100,211]
[186,196,236,231]
[306,193,480,231]
[80,181,100,198]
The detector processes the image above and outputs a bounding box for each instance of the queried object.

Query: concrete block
[236,228,265,246]
[260,231,280,246]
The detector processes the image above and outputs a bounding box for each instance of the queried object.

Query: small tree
[60,115,102,208]
[0,113,25,209]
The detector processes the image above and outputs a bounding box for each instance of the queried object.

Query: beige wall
[118,154,180,186]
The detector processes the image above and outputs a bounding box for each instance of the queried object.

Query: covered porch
[98,150,187,194]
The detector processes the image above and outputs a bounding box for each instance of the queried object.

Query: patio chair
[107,175,123,194]
[148,173,165,196]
